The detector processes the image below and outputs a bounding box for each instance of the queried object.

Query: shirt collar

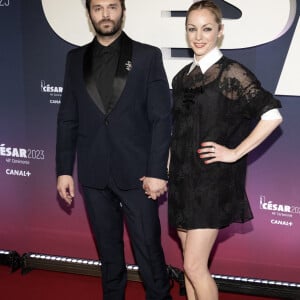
[188,47,223,75]
[93,32,123,56]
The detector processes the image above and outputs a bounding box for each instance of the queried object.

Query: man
[56,0,172,299]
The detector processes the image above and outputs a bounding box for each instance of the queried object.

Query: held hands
[140,177,168,200]
[197,142,239,164]
[57,175,75,205]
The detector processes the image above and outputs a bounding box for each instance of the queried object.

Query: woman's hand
[139,176,168,200]
[198,119,283,165]
[197,142,239,164]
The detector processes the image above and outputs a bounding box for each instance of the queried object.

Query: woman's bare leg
[178,229,219,300]
[178,230,197,300]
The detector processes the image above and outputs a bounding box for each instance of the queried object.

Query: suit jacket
[56,32,171,189]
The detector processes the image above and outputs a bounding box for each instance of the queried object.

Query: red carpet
[1,266,282,299]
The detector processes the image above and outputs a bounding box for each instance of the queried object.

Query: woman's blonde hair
[186,0,223,30]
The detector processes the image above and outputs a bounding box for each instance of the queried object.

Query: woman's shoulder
[172,63,192,88]
[221,56,254,76]
[220,56,258,83]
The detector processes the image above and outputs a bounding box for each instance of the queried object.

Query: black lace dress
[168,56,281,230]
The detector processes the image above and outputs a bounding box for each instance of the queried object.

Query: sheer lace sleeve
[219,60,281,119]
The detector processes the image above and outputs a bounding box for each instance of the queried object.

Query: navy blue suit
[56,33,172,300]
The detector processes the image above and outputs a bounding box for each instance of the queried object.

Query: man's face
[89,0,124,37]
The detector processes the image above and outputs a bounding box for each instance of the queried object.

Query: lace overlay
[168,56,281,229]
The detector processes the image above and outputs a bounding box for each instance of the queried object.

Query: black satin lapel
[108,33,133,114]
[83,43,106,114]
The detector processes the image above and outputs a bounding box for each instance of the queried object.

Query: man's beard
[91,12,123,37]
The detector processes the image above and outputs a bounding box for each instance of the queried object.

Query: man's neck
[96,30,122,47]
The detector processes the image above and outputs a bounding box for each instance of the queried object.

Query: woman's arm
[198,118,282,164]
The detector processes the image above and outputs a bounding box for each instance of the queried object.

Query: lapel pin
[125,61,132,71]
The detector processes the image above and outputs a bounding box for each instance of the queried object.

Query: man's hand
[140,177,168,200]
[57,175,75,205]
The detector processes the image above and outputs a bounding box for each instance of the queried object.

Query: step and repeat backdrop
[1,0,299,283]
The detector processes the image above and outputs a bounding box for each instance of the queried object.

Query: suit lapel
[83,42,106,114]
[108,33,133,114]
[83,33,133,115]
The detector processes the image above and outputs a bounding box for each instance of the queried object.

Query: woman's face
[186,8,223,61]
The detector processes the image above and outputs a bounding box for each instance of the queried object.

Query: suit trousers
[82,177,172,300]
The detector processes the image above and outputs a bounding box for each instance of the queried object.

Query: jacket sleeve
[55,51,79,177]
[146,48,172,180]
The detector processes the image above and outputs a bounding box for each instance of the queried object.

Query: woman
[168,1,283,299]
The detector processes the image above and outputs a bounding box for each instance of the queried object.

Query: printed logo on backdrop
[0,143,46,177]
[41,80,63,104]
[0,0,10,7]
[259,195,300,227]
[41,0,299,95]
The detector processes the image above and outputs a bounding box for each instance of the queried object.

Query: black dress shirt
[92,33,122,113]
